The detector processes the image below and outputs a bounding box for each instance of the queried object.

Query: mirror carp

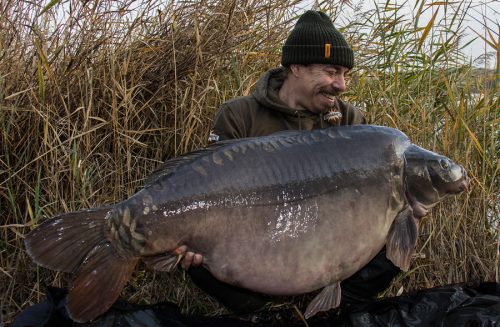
[25,125,469,322]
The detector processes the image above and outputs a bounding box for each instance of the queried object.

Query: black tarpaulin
[12,283,500,327]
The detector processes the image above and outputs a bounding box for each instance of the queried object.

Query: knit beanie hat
[281,10,354,69]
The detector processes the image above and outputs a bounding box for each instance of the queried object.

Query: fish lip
[455,177,470,193]
[447,170,470,194]
[461,169,471,192]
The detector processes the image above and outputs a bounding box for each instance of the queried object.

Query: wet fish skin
[24,125,468,322]
[403,144,469,217]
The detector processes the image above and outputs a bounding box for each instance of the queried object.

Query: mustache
[318,88,341,96]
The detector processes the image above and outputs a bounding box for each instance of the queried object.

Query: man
[176,10,400,315]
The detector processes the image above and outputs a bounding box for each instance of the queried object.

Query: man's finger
[192,253,203,267]
[181,252,195,270]
[174,245,188,255]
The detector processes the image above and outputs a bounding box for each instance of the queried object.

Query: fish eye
[439,159,449,170]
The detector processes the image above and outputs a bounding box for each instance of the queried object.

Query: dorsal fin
[144,130,307,187]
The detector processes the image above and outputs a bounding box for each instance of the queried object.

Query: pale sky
[298,0,499,69]
[356,0,499,68]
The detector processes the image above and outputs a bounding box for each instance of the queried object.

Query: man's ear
[289,64,301,78]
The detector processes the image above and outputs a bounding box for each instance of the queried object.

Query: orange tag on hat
[325,43,331,59]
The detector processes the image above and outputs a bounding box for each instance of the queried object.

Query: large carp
[25,125,468,322]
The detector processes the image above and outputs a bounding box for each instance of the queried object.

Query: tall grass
[1,0,498,324]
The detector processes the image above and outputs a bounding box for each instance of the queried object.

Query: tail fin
[25,207,112,272]
[24,207,138,322]
[68,242,137,322]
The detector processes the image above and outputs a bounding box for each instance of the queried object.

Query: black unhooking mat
[12,282,500,327]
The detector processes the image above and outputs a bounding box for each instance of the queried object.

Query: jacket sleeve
[211,101,249,141]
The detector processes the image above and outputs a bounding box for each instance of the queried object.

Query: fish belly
[187,182,402,295]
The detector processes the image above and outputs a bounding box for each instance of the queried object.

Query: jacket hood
[252,67,321,119]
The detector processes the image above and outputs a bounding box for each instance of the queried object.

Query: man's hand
[173,245,203,270]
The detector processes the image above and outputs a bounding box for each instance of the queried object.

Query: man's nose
[331,75,346,93]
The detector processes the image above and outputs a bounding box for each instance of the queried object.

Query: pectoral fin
[386,206,419,271]
[142,253,181,272]
[304,282,341,319]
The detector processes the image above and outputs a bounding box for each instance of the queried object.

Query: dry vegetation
[0,0,498,325]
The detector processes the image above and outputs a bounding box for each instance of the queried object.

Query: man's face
[291,64,349,113]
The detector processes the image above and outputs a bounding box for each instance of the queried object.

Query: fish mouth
[446,167,470,194]
[430,164,469,196]
[447,177,469,194]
